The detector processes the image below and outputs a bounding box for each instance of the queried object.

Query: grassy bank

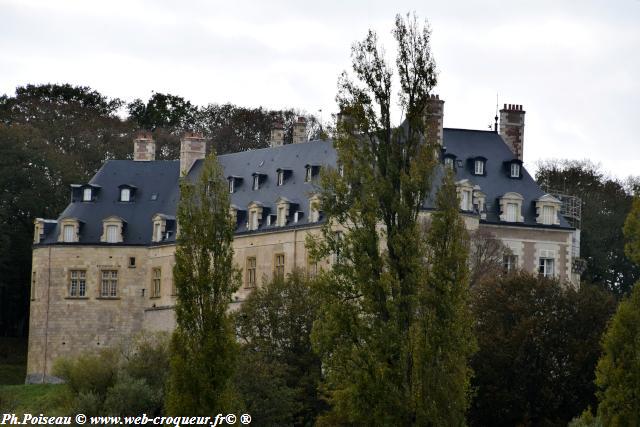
[0,337,27,385]
[0,384,70,415]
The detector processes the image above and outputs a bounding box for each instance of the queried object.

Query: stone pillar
[180,132,207,176]
[270,121,284,147]
[424,94,444,147]
[499,104,526,161]
[133,132,155,161]
[292,116,307,144]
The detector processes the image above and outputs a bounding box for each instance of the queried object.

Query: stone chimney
[180,132,207,176]
[133,131,155,161]
[270,121,284,147]
[424,94,444,146]
[292,116,307,144]
[499,104,526,161]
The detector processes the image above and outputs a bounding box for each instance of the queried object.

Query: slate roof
[37,128,571,246]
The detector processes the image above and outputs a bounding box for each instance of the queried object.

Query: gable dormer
[499,192,524,223]
[275,197,291,227]
[309,194,322,223]
[247,201,264,231]
[535,194,562,226]
[58,217,82,243]
[456,179,475,212]
[100,216,125,243]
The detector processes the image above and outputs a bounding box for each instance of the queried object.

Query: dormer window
[83,188,92,201]
[100,216,124,243]
[474,160,484,175]
[120,188,130,202]
[510,163,521,178]
[276,197,291,227]
[309,195,321,223]
[227,176,242,194]
[277,171,284,186]
[535,194,561,226]
[305,166,313,182]
[253,175,259,190]
[444,157,454,169]
[151,213,174,242]
[229,178,234,194]
[247,202,264,231]
[293,211,301,223]
[58,217,81,243]
[63,225,75,242]
[499,192,524,223]
[456,179,475,212]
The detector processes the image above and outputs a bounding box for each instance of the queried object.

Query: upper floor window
[101,216,124,244]
[228,178,234,194]
[120,188,131,202]
[246,257,257,288]
[63,225,75,242]
[535,194,561,226]
[305,166,313,182]
[499,192,524,223]
[474,159,485,175]
[151,268,161,298]
[444,157,454,169]
[506,203,518,222]
[542,206,554,225]
[100,270,118,297]
[277,170,284,186]
[253,175,260,191]
[106,225,118,243]
[83,188,92,202]
[58,218,80,243]
[510,163,521,178]
[274,253,285,278]
[69,270,87,298]
[460,189,472,211]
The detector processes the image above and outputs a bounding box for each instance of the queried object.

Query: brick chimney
[424,94,444,146]
[292,116,307,144]
[180,132,206,176]
[499,104,526,160]
[133,131,155,161]
[270,121,284,147]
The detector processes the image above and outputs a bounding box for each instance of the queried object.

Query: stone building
[27,99,580,383]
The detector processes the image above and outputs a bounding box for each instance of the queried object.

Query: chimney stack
[270,121,284,147]
[180,132,207,176]
[499,104,526,161]
[292,116,307,144]
[424,94,444,146]
[133,131,155,161]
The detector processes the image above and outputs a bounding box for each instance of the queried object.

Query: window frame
[539,257,555,278]
[106,224,118,243]
[503,254,518,272]
[69,269,87,298]
[228,178,235,194]
[63,224,75,243]
[305,166,313,183]
[120,188,131,202]
[246,257,257,288]
[82,187,92,202]
[100,270,118,298]
[274,253,285,278]
[151,267,161,298]
[252,175,260,191]
[510,162,521,178]
[474,159,485,175]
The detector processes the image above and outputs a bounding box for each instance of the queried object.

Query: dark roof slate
[39,128,569,246]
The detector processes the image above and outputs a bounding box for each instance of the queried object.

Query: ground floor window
[274,253,285,278]
[503,254,518,272]
[69,270,86,297]
[246,257,257,287]
[539,257,555,278]
[101,270,118,297]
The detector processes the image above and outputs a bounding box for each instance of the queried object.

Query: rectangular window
[246,257,257,288]
[69,270,86,297]
[294,212,299,223]
[277,171,284,186]
[106,225,118,243]
[506,203,518,222]
[503,255,518,272]
[120,188,130,202]
[101,270,118,297]
[250,211,259,230]
[542,206,555,225]
[475,160,484,175]
[228,179,234,194]
[460,190,471,211]
[305,167,312,182]
[445,157,454,169]
[83,188,92,201]
[274,253,285,278]
[253,175,259,191]
[154,222,162,242]
[151,268,161,298]
[539,257,555,278]
[63,225,75,242]
[511,163,520,178]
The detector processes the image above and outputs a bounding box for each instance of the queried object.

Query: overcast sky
[1,0,638,178]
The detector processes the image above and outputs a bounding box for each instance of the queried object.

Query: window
[106,225,118,243]
[69,270,86,297]
[506,203,518,222]
[503,255,518,272]
[305,166,312,182]
[228,179,234,194]
[129,257,136,267]
[250,211,259,230]
[246,257,257,288]
[274,253,285,278]
[277,171,284,186]
[100,270,118,297]
[444,157,454,169]
[82,188,92,201]
[120,188,130,202]
[31,271,36,300]
[542,205,555,225]
[151,268,161,298]
[63,225,75,242]
[153,222,162,242]
[539,257,555,278]
[278,206,286,226]
[510,163,521,178]
[253,175,260,191]
[460,190,472,211]
[294,211,300,223]
[474,160,484,175]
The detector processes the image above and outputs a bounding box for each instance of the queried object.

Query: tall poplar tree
[165,153,241,415]
[309,14,474,425]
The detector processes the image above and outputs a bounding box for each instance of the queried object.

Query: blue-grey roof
[37,128,570,246]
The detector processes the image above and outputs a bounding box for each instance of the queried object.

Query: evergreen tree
[309,14,473,425]
[623,196,640,266]
[165,153,241,415]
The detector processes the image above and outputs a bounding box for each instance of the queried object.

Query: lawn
[0,337,27,385]
[0,384,70,415]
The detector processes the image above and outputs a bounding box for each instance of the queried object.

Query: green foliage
[0,384,71,415]
[569,409,603,427]
[536,160,640,295]
[623,197,640,266]
[410,172,475,425]
[470,274,616,426]
[128,92,198,132]
[234,270,324,425]
[309,14,473,424]
[165,153,241,415]
[595,282,640,426]
[53,333,170,416]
